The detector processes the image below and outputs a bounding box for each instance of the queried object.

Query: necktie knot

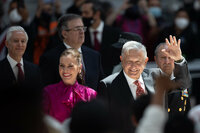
[93,31,98,35]
[16,63,22,67]
[134,80,145,98]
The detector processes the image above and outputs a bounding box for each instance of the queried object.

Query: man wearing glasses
[39,14,105,90]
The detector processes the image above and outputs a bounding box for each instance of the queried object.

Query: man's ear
[154,56,157,63]
[5,41,8,48]
[145,57,149,64]
[120,55,123,62]
[62,30,67,39]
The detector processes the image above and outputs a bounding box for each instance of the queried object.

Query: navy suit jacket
[0,58,42,90]
[39,43,105,90]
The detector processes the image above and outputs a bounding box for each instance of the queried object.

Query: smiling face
[6,31,27,62]
[59,55,82,85]
[121,49,148,80]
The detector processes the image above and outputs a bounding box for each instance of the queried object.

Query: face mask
[175,18,189,30]
[82,17,93,28]
[124,5,140,19]
[9,8,22,23]
[149,7,162,18]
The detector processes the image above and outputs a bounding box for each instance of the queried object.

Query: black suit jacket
[84,25,121,75]
[99,71,153,109]
[100,60,192,116]
[0,58,42,90]
[39,43,105,90]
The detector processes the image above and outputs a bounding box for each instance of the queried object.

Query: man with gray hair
[154,42,191,118]
[99,35,191,110]
[0,26,42,89]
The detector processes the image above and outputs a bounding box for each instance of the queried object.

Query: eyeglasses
[65,26,87,32]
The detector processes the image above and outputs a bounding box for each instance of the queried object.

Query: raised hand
[162,35,182,61]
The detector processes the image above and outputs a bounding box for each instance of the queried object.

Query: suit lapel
[80,46,89,78]
[4,58,17,83]
[142,69,157,94]
[112,71,135,104]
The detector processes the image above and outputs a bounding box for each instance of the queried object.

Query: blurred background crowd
[1,0,200,133]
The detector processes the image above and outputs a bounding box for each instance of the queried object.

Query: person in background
[0,0,30,61]
[1,85,48,133]
[108,0,157,60]
[154,42,191,118]
[43,48,97,123]
[136,75,194,133]
[157,8,200,61]
[0,26,42,90]
[66,0,85,15]
[30,0,62,64]
[81,0,121,76]
[39,13,104,91]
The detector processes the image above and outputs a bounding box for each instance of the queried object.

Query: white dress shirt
[123,71,146,100]
[7,54,24,80]
[89,21,104,46]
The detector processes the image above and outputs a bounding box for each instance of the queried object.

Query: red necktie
[134,80,145,98]
[93,31,100,51]
[0,36,6,53]
[16,63,24,82]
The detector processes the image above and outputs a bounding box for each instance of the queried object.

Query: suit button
[168,108,170,112]
[179,108,182,112]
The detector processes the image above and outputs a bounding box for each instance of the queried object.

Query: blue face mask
[149,7,162,18]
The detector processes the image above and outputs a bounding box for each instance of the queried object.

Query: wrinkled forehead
[67,18,83,28]
[124,49,146,60]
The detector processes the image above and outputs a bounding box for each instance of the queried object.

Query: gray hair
[154,42,167,57]
[6,26,28,42]
[121,41,147,59]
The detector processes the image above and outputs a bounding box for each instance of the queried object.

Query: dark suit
[84,25,121,75]
[99,60,191,110]
[0,58,42,90]
[168,89,191,118]
[39,43,104,90]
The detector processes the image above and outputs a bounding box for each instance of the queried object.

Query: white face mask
[149,7,162,18]
[175,18,189,30]
[9,8,22,23]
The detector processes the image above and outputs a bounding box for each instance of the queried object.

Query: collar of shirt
[123,71,144,86]
[7,54,24,69]
[123,71,146,100]
[7,54,24,79]
[89,21,104,45]
[160,69,175,80]
[63,42,82,53]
